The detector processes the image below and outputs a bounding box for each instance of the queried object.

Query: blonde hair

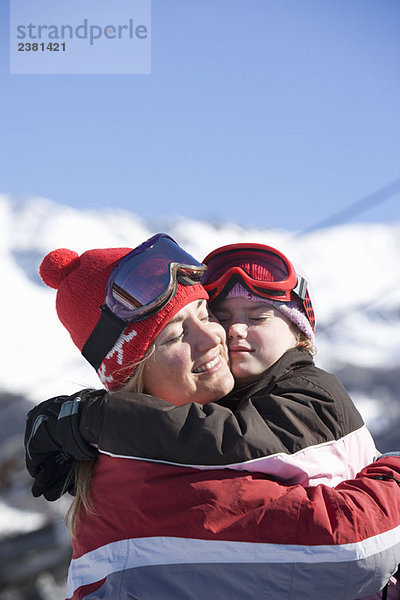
[66,345,155,535]
[296,330,315,355]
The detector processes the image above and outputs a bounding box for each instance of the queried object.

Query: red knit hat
[40,247,208,391]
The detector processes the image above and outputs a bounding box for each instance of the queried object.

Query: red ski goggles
[82,233,206,370]
[202,243,315,331]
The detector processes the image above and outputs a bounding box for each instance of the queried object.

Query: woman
[27,234,400,599]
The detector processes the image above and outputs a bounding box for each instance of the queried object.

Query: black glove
[31,453,76,501]
[24,389,102,501]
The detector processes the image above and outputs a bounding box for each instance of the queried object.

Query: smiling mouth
[193,355,221,374]
[229,347,253,353]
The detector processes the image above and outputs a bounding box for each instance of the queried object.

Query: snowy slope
[1,194,400,430]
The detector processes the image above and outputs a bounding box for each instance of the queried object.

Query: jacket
[80,348,377,486]
[66,348,395,599]
[67,454,400,599]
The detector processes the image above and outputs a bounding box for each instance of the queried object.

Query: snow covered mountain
[1,194,400,433]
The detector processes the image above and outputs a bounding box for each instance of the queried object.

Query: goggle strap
[292,275,308,301]
[81,306,126,371]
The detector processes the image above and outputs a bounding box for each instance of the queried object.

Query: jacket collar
[220,347,314,405]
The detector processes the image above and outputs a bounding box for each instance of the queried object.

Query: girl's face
[212,297,298,385]
[143,300,234,405]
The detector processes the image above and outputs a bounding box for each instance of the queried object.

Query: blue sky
[1,0,399,231]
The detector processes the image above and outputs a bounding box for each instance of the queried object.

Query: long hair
[66,345,155,535]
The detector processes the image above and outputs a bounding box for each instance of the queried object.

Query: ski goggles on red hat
[82,233,206,370]
[202,243,315,331]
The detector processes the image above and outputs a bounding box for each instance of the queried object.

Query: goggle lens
[204,248,290,287]
[106,235,205,321]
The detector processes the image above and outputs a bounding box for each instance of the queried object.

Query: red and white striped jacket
[66,349,399,599]
[67,454,400,600]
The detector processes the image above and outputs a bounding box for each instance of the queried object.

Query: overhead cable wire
[292,177,400,325]
[296,176,400,238]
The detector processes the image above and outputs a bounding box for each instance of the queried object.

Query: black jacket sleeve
[79,349,369,466]
[80,391,270,464]
[79,377,367,466]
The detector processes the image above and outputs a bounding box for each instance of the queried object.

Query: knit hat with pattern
[40,246,208,391]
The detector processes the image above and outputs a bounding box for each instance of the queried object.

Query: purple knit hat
[226,283,315,345]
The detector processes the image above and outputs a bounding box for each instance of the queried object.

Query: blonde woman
[26,235,400,599]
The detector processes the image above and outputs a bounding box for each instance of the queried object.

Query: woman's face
[213,297,298,385]
[143,300,234,405]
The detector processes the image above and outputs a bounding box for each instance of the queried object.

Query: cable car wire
[296,176,400,237]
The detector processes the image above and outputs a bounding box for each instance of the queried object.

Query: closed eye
[164,331,184,344]
[199,314,210,322]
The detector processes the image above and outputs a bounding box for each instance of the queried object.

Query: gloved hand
[31,453,76,501]
[24,389,102,501]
